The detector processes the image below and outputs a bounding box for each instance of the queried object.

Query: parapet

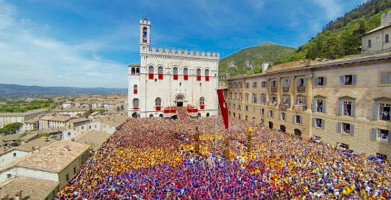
[140,19,151,25]
[145,47,220,59]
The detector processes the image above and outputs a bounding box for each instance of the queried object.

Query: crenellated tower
[140,18,151,52]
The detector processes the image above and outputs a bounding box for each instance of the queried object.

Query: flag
[217,89,229,130]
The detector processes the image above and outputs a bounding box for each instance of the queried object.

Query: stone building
[128,18,219,118]
[0,140,90,188]
[362,11,391,53]
[0,109,48,130]
[227,52,391,161]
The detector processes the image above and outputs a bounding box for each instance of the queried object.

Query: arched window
[205,69,210,81]
[173,67,178,80]
[385,34,389,43]
[155,97,162,111]
[142,27,148,43]
[368,39,372,48]
[148,66,154,79]
[136,67,140,74]
[158,66,164,80]
[131,68,136,75]
[196,69,201,81]
[133,98,139,109]
[183,68,189,80]
[200,97,205,109]
[133,85,138,94]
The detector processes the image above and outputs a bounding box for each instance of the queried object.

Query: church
[128,18,220,118]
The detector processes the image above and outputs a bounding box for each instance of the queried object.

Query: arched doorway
[171,115,178,120]
[280,125,286,133]
[159,114,163,118]
[197,113,201,118]
[132,112,138,118]
[206,113,210,117]
[268,121,273,129]
[175,94,185,107]
[294,129,302,137]
[149,114,154,118]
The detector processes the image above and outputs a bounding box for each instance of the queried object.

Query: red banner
[217,89,229,130]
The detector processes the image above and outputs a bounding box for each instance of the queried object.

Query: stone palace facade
[128,19,219,118]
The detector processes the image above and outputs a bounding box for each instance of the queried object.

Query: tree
[0,122,23,135]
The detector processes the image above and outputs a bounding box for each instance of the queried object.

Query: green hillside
[219,43,296,78]
[278,0,391,63]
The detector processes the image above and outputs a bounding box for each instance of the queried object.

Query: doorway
[175,94,185,107]
[294,129,302,137]
[268,121,273,129]
[280,125,286,133]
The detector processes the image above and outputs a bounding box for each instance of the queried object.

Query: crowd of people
[57,115,391,199]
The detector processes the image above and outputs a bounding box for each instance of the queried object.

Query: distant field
[0,99,57,113]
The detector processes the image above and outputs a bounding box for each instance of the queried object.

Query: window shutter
[350,124,355,136]
[321,119,325,129]
[312,118,315,127]
[352,75,357,85]
[340,76,344,85]
[312,99,316,112]
[297,79,300,86]
[323,77,327,86]
[372,103,379,120]
[351,102,356,117]
[303,79,306,86]
[300,116,303,125]
[337,122,341,133]
[370,128,377,141]
[322,100,326,113]
[293,115,296,123]
[338,100,343,116]
[314,78,318,86]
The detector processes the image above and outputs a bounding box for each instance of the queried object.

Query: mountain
[0,83,127,97]
[278,0,391,63]
[219,43,296,78]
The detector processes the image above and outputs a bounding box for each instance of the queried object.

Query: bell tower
[140,17,151,52]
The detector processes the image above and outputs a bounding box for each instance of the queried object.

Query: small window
[13,152,16,157]
[261,81,266,88]
[337,122,354,135]
[245,93,249,103]
[66,173,70,182]
[368,39,372,48]
[314,77,325,86]
[245,106,248,111]
[196,69,201,81]
[252,94,257,104]
[343,101,352,116]
[280,112,286,121]
[295,115,302,124]
[385,34,389,43]
[271,80,276,87]
[268,110,273,118]
[246,82,250,88]
[313,118,324,128]
[340,75,357,86]
[339,143,349,149]
[379,103,390,121]
[380,72,391,85]
[252,82,257,88]
[7,174,11,179]
[205,69,210,81]
[68,132,71,136]
[261,108,265,116]
[73,167,77,174]
[313,99,325,113]
[260,94,266,104]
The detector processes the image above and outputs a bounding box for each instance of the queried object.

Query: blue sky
[0,0,368,88]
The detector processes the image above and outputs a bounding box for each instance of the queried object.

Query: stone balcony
[271,87,277,93]
[280,103,290,111]
[282,87,289,93]
[297,86,306,93]
[268,101,278,108]
[293,104,307,113]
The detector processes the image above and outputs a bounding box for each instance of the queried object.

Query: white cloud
[313,0,342,20]
[0,0,128,88]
